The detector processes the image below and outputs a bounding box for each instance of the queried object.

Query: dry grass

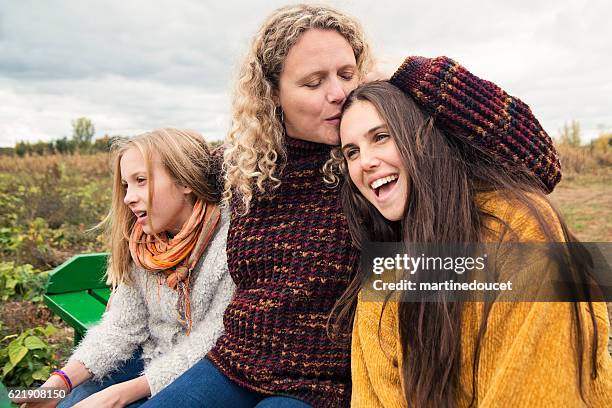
[0,153,112,177]
[550,168,612,242]
[557,144,612,175]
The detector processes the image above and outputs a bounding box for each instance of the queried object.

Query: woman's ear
[182,186,193,196]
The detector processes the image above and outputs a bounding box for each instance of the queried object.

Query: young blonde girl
[15,128,234,408]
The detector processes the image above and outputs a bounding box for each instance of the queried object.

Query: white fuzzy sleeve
[69,271,149,380]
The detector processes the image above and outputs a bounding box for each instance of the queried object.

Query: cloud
[1,0,610,146]
[0,75,230,144]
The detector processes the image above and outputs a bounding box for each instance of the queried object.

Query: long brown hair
[332,82,599,407]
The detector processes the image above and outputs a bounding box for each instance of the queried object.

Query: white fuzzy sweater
[70,210,233,395]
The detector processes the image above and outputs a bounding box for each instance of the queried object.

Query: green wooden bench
[43,253,110,345]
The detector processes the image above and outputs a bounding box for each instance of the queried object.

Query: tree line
[5,117,608,157]
[4,118,223,157]
[11,118,116,157]
[557,120,612,151]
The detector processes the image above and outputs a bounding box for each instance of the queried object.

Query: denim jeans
[141,357,312,408]
[58,348,146,408]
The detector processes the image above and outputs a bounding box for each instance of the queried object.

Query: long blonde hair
[102,128,219,287]
[223,4,373,214]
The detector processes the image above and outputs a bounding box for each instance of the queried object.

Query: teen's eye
[374,133,389,143]
[136,177,147,184]
[344,147,359,160]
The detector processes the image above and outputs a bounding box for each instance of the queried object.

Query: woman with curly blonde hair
[143,4,373,408]
[222,4,372,212]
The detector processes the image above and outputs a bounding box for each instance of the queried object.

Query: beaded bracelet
[51,369,73,393]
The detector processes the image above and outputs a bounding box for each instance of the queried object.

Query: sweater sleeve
[472,195,612,406]
[142,212,234,396]
[69,269,149,380]
[469,300,612,407]
[351,296,407,408]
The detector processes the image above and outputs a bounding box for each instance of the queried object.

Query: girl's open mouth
[135,211,147,224]
[371,174,398,199]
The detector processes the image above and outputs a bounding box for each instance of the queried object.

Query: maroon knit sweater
[207,136,358,407]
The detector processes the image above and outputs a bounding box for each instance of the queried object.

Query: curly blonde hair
[223,4,372,213]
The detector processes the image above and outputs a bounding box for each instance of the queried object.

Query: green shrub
[0,262,47,302]
[0,155,110,270]
[0,325,58,387]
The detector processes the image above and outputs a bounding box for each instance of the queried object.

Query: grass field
[550,170,612,242]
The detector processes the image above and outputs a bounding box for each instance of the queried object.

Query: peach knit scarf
[129,199,221,334]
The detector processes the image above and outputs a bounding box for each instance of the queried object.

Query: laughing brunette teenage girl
[337,59,612,407]
[14,128,234,408]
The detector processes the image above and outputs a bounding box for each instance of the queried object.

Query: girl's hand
[11,374,67,408]
[72,376,150,408]
[71,385,124,408]
[13,360,92,408]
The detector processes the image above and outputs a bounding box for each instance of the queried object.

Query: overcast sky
[1,0,610,147]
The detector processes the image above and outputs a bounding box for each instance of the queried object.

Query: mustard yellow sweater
[351,194,612,407]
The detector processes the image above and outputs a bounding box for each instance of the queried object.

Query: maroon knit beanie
[390,56,562,193]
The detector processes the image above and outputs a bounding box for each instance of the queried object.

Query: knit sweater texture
[351,193,612,407]
[70,210,234,396]
[207,136,359,408]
